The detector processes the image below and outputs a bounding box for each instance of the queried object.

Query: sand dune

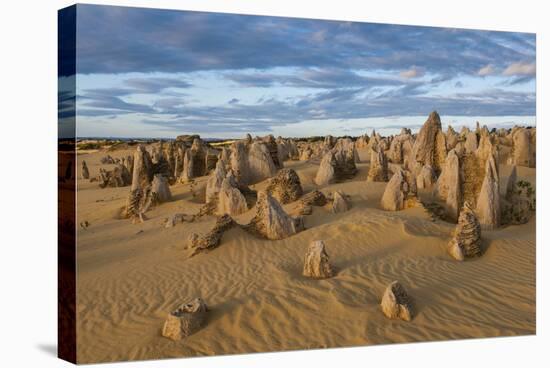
[75,147,535,363]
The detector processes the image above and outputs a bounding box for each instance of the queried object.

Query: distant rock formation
[447,202,482,260]
[314,138,358,185]
[266,168,303,204]
[162,298,208,340]
[367,146,389,182]
[303,240,333,279]
[380,281,413,321]
[502,165,535,225]
[381,168,417,211]
[246,191,304,240]
[228,138,278,186]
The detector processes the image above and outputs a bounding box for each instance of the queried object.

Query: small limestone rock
[246,191,303,240]
[300,190,328,207]
[331,190,350,213]
[162,298,208,340]
[380,281,413,321]
[188,215,235,256]
[315,151,336,186]
[303,240,333,279]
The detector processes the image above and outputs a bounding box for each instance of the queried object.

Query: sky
[61,4,536,138]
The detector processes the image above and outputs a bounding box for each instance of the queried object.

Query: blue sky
[65,4,536,138]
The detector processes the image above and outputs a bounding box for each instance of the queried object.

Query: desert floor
[75,147,535,363]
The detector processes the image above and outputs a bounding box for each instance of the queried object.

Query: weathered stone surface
[434,149,462,221]
[81,160,90,179]
[151,174,172,203]
[188,215,236,256]
[314,151,337,186]
[217,172,248,216]
[205,160,226,203]
[246,191,303,240]
[367,146,389,182]
[475,155,500,229]
[229,141,249,186]
[416,164,436,190]
[381,168,416,211]
[162,298,208,340]
[502,166,535,225]
[300,190,328,207]
[247,142,278,184]
[331,190,350,213]
[180,148,194,183]
[266,168,303,204]
[99,164,132,188]
[380,281,413,321]
[262,135,283,169]
[410,111,446,174]
[131,145,153,191]
[303,240,333,279]
[464,131,478,153]
[448,202,482,260]
[511,128,535,167]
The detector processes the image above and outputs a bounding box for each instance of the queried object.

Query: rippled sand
[75,147,535,363]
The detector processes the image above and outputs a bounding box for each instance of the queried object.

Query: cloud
[503,61,536,76]
[455,81,464,88]
[477,64,495,76]
[73,4,535,78]
[399,67,424,79]
[228,98,240,104]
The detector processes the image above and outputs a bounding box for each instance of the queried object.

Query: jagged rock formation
[131,145,153,191]
[367,146,389,182]
[246,191,304,240]
[380,168,417,211]
[205,160,226,203]
[151,174,172,204]
[446,126,459,150]
[266,168,303,204]
[410,111,447,174]
[98,164,132,188]
[447,202,482,260]
[388,131,414,164]
[314,139,358,185]
[380,281,413,321]
[299,146,313,161]
[162,298,208,340]
[125,154,134,177]
[301,190,328,207]
[100,155,116,164]
[464,131,478,153]
[262,135,283,169]
[217,172,248,216]
[187,215,236,256]
[81,160,90,179]
[331,190,350,213]
[416,165,436,190]
[475,155,500,229]
[434,149,463,221]
[303,240,333,279]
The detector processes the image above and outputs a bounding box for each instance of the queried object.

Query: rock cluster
[98,164,132,188]
[217,171,248,216]
[314,138,358,185]
[303,240,333,279]
[380,281,413,321]
[162,298,208,340]
[229,139,278,186]
[409,111,447,175]
[331,190,351,213]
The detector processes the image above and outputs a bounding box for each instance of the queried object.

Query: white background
[0,0,547,366]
